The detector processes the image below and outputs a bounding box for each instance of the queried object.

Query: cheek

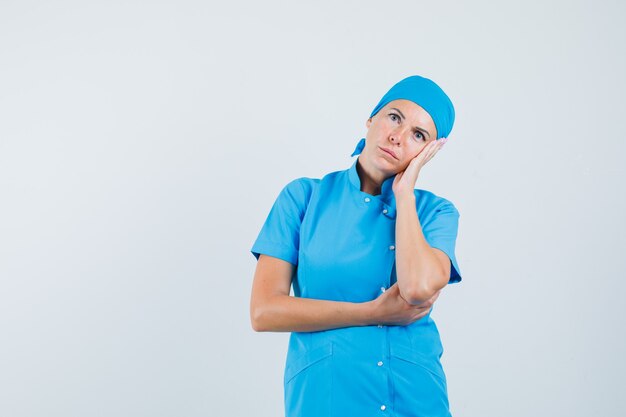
[407,144,425,158]
[417,141,431,153]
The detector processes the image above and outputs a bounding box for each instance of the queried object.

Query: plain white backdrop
[1,1,624,416]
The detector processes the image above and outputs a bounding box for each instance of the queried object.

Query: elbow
[400,268,448,305]
[250,304,270,332]
[251,294,286,332]
[250,305,263,332]
[250,305,264,332]
[400,284,436,306]
[401,289,430,306]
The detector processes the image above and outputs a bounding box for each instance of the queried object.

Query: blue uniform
[251,157,462,417]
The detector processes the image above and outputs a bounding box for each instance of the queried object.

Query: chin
[372,157,392,168]
[372,160,398,176]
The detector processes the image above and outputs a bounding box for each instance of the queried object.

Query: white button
[380,286,386,292]
[364,197,371,203]
[389,245,395,251]
[377,361,383,366]
[380,405,386,411]
[377,324,384,328]
[382,209,388,214]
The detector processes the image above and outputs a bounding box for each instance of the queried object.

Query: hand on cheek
[392,138,447,197]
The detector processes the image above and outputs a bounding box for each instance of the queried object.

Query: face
[363,99,438,175]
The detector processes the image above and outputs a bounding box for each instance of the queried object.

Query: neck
[356,156,389,195]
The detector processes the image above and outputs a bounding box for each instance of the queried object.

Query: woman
[250,75,462,417]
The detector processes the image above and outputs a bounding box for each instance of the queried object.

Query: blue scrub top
[251,157,462,417]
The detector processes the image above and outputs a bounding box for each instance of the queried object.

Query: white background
[1,1,624,416]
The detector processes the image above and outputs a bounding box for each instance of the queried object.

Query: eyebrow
[390,107,431,139]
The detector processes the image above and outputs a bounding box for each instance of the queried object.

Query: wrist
[395,192,416,206]
[359,300,378,326]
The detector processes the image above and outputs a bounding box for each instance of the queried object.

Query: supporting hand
[392,138,447,197]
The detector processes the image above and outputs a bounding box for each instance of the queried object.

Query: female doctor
[250,75,462,417]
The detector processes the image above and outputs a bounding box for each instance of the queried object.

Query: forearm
[252,295,375,332]
[395,193,445,304]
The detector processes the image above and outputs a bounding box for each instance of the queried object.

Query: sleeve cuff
[250,240,298,266]
[429,242,462,284]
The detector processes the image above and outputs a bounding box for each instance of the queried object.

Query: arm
[250,254,375,332]
[394,194,451,305]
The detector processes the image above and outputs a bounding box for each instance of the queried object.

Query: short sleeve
[250,178,313,266]
[422,200,462,284]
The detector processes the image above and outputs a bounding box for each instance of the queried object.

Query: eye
[414,131,425,141]
[389,113,400,123]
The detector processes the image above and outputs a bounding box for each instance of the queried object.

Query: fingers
[424,139,444,162]
[386,286,440,326]
[413,139,445,169]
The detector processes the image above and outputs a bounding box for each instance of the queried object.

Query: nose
[389,128,406,145]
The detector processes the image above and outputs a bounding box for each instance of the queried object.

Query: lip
[378,146,398,160]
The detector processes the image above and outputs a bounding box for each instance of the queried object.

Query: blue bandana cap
[350,137,366,157]
[370,75,455,139]
[352,75,455,157]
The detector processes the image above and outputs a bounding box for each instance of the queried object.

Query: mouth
[379,146,398,160]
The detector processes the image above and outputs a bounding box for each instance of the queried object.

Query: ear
[366,118,371,128]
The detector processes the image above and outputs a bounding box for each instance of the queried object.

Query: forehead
[383,99,427,117]
[383,99,436,138]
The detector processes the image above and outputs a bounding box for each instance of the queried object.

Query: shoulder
[279,165,348,202]
[281,177,320,198]
[414,188,460,217]
[284,166,347,195]
[318,167,346,183]
[274,177,320,212]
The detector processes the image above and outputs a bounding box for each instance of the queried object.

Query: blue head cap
[351,75,455,157]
